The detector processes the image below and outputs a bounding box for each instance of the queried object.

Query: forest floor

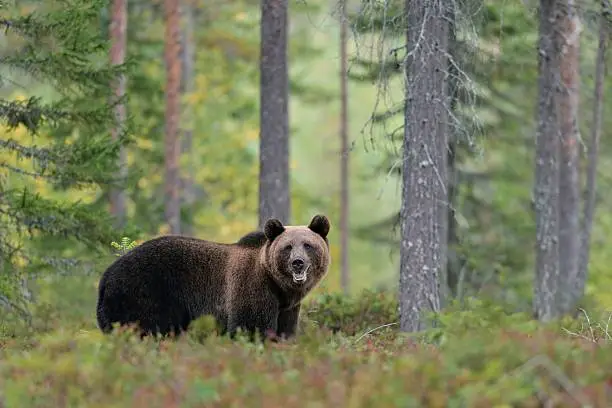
[0,275,611,407]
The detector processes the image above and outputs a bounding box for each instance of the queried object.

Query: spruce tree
[0,0,134,317]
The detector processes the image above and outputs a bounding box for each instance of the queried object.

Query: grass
[1,279,612,407]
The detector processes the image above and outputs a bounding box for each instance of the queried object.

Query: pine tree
[0,0,134,317]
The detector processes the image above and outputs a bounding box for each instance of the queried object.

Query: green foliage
[303,289,398,336]
[187,314,222,344]
[422,297,539,345]
[110,237,138,257]
[0,0,137,316]
[351,0,404,35]
[2,288,612,406]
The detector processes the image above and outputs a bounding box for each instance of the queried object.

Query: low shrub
[1,287,611,407]
[302,289,398,336]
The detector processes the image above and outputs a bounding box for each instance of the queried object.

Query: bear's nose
[291,258,305,269]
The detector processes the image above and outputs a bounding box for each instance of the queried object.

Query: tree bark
[109,0,128,229]
[576,6,607,309]
[164,0,182,234]
[441,0,458,306]
[180,0,195,236]
[533,0,562,322]
[399,0,448,332]
[557,0,581,315]
[339,0,350,295]
[258,0,290,228]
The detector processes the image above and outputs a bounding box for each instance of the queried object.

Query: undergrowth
[1,285,611,407]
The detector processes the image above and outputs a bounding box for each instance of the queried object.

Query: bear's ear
[308,214,330,239]
[264,218,285,242]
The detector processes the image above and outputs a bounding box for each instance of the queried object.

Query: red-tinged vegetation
[1,290,612,406]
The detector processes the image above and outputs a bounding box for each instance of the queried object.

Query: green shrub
[302,289,398,336]
[110,237,139,257]
[422,296,539,345]
[2,286,612,407]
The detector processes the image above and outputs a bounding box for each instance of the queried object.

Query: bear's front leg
[277,303,301,340]
[227,304,279,342]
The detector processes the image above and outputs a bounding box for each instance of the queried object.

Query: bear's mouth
[292,265,310,283]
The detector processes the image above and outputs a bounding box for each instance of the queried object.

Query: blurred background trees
[1,0,611,327]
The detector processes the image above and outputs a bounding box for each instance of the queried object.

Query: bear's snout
[289,256,310,283]
[291,258,305,271]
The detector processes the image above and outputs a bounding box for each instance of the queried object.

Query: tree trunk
[164,0,182,234]
[576,7,607,309]
[109,0,128,229]
[446,137,458,299]
[339,0,350,295]
[557,0,581,315]
[441,0,459,306]
[399,0,449,333]
[533,0,562,322]
[258,0,290,228]
[180,0,195,236]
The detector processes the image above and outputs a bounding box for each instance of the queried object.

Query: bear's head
[263,214,331,290]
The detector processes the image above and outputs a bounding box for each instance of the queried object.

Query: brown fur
[96,215,331,340]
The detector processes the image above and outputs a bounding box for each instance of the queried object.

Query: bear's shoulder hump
[235,231,267,248]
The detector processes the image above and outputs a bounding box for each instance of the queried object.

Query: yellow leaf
[234,12,247,22]
[245,128,258,142]
[186,91,205,105]
[14,255,27,268]
[195,74,208,89]
[138,177,149,190]
[136,138,154,150]
[12,93,27,102]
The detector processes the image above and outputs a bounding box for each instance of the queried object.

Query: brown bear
[96,214,331,340]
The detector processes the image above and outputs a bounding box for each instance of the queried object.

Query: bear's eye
[285,244,292,251]
[303,243,312,250]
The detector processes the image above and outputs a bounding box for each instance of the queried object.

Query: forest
[1,0,612,406]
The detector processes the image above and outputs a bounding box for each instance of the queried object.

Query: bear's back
[235,231,267,248]
[99,235,255,333]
